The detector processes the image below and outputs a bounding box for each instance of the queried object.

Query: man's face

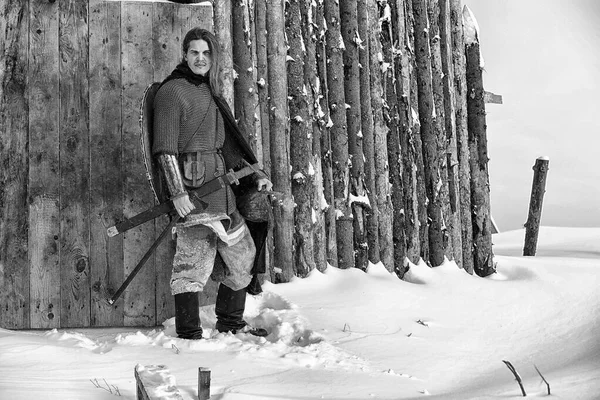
[185,39,212,76]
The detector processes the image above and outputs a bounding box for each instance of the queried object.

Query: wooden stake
[198,367,211,400]
[523,157,550,256]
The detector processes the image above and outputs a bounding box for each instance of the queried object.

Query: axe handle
[108,215,180,305]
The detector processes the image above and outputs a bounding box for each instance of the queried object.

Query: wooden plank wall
[0,1,213,329]
[0,0,30,330]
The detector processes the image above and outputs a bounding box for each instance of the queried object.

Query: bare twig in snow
[534,364,551,395]
[502,360,527,397]
[416,319,428,327]
[90,378,121,397]
[343,323,351,332]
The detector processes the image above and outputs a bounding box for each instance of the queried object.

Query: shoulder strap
[180,95,213,154]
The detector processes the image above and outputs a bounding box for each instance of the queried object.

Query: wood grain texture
[122,3,156,326]
[28,0,61,329]
[213,0,234,107]
[59,0,91,328]
[89,0,124,327]
[152,1,180,322]
[0,0,30,329]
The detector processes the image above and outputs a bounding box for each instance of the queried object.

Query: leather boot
[174,292,203,339]
[215,284,268,337]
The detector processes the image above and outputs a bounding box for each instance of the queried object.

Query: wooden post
[357,0,380,265]
[323,0,354,269]
[428,0,454,262]
[523,157,550,256]
[367,0,394,271]
[300,0,328,271]
[380,1,405,274]
[412,0,446,267]
[198,367,211,400]
[439,0,463,268]
[463,5,495,277]
[266,0,295,282]
[287,0,316,277]
[450,0,474,274]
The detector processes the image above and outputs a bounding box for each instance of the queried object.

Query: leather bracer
[157,153,187,200]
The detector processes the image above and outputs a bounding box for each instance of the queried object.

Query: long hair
[182,28,223,97]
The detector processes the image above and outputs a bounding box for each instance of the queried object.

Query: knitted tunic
[152,79,236,216]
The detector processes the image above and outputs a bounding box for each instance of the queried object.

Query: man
[153,28,272,339]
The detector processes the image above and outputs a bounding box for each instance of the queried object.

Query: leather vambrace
[157,153,187,200]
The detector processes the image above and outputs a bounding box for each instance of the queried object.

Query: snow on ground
[0,226,599,399]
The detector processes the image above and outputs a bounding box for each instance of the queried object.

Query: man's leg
[214,216,267,336]
[171,224,217,339]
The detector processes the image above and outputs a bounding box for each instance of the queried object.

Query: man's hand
[257,177,273,192]
[172,193,196,218]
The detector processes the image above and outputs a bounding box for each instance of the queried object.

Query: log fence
[1,0,499,329]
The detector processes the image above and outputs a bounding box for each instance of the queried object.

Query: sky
[0,226,599,399]
[465,0,600,230]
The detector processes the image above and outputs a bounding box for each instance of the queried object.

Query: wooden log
[253,0,274,279]
[463,5,495,276]
[450,0,474,274]
[357,0,380,265]
[323,0,354,269]
[340,0,368,271]
[397,0,422,271]
[412,0,445,267]
[266,0,295,282]
[405,0,430,264]
[439,0,464,268]
[367,0,394,271]
[254,0,271,172]
[314,0,338,268]
[428,0,454,262]
[380,0,407,274]
[28,0,60,329]
[89,0,124,327]
[0,0,30,329]
[523,157,550,256]
[287,0,316,277]
[300,0,328,271]
[59,0,91,328]
[122,4,156,325]
[233,0,262,158]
